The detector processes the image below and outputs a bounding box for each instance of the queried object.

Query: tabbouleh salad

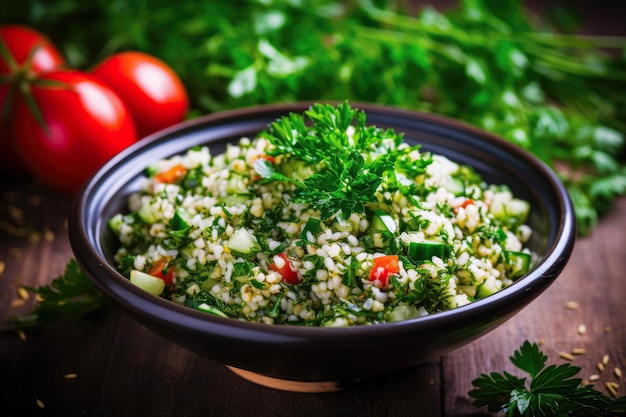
[109,102,534,326]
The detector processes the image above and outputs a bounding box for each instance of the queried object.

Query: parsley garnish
[255,101,431,220]
[470,341,626,416]
[6,259,109,330]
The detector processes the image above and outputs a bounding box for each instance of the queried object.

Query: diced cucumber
[504,250,532,279]
[108,213,124,234]
[490,191,530,226]
[476,278,500,299]
[443,177,465,196]
[387,304,419,322]
[226,228,260,257]
[170,208,191,231]
[196,303,229,318]
[200,278,218,293]
[457,285,477,298]
[407,239,447,261]
[218,193,253,206]
[130,270,165,296]
[138,201,159,223]
[370,210,397,234]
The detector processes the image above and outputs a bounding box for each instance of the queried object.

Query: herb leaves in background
[470,341,626,416]
[2,0,626,234]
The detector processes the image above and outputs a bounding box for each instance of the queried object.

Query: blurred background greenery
[2,0,626,234]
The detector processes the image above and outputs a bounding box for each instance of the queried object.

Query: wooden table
[1,173,624,416]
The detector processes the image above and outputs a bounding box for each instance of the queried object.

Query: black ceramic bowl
[69,102,575,389]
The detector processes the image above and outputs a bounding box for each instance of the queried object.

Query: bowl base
[227,366,356,392]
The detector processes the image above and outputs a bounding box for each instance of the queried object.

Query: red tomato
[369,255,400,289]
[0,25,65,175]
[454,198,475,213]
[269,253,300,285]
[0,25,65,74]
[148,258,175,285]
[91,51,188,138]
[11,70,137,194]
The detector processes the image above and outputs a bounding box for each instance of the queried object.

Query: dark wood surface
[1,174,625,417]
[2,3,626,415]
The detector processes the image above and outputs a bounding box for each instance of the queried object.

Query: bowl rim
[69,101,576,344]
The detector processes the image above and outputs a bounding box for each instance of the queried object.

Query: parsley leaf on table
[469,341,626,416]
[6,259,109,330]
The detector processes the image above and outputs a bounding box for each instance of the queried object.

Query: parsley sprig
[6,259,109,330]
[470,341,626,416]
[254,101,431,220]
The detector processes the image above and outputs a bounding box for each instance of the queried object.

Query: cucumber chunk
[227,228,260,257]
[130,270,165,296]
[504,250,532,279]
[408,240,447,261]
[370,210,397,234]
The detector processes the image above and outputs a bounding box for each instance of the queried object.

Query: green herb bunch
[3,0,626,234]
[254,101,430,220]
[470,341,626,416]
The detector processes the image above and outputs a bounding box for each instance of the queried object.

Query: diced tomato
[269,252,300,285]
[147,258,175,285]
[154,164,187,183]
[369,255,400,289]
[259,155,275,164]
[454,198,475,213]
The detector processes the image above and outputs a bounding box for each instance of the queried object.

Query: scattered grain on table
[64,373,78,379]
[589,374,600,382]
[606,382,619,398]
[598,362,606,372]
[559,352,575,361]
[602,354,610,365]
[572,348,586,355]
[577,324,586,335]
[36,398,45,409]
[18,287,29,300]
[615,367,622,379]
[0,260,5,276]
[604,326,612,333]
[18,329,26,341]
[565,301,579,310]
[11,298,25,309]
[43,228,55,243]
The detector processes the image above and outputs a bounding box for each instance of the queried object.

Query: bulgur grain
[559,352,575,361]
